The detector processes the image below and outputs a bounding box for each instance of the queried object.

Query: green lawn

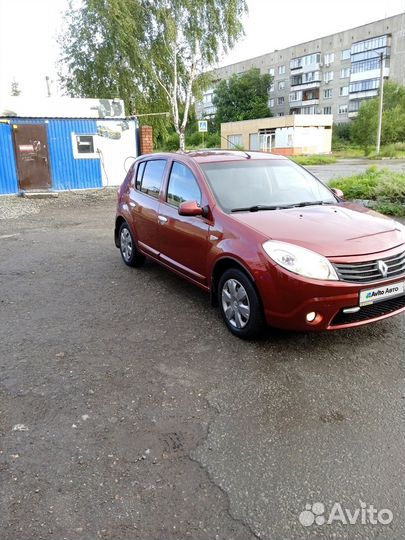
[291,155,337,165]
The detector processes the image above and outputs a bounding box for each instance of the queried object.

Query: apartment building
[196,12,405,122]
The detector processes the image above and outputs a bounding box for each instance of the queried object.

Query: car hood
[231,203,404,257]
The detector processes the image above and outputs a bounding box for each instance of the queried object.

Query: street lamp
[369,51,385,154]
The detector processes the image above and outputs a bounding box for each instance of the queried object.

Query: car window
[140,160,167,198]
[167,162,201,207]
[200,160,336,212]
[135,161,146,189]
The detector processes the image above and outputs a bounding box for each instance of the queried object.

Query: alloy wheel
[221,278,251,329]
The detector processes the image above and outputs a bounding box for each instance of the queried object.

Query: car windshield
[200,159,337,212]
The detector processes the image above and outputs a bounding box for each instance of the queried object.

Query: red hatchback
[115,150,405,338]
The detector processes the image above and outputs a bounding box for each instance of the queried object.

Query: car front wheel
[119,222,145,267]
[218,268,265,339]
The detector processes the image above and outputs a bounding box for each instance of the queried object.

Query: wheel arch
[210,257,257,307]
[114,215,127,247]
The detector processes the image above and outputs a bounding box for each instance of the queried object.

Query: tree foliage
[351,81,405,154]
[58,0,247,149]
[212,68,272,126]
[10,79,21,96]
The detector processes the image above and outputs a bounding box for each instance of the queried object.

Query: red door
[128,159,168,257]
[13,124,51,190]
[157,161,210,285]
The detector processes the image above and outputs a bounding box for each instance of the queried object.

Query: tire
[218,268,265,339]
[118,222,145,268]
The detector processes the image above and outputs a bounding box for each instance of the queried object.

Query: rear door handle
[157,215,168,224]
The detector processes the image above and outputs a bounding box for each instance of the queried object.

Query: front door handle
[157,215,168,224]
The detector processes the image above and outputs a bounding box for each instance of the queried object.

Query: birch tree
[59,0,246,149]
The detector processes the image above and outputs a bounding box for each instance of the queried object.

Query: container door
[13,124,51,190]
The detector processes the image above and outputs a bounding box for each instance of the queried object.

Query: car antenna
[220,134,251,159]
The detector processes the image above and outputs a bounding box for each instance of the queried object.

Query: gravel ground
[0,192,404,540]
[0,189,118,221]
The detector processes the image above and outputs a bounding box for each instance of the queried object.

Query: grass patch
[292,155,337,165]
[332,147,364,158]
[330,166,405,216]
[333,143,405,159]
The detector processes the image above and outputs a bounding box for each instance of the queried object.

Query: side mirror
[331,188,344,199]
[178,200,204,216]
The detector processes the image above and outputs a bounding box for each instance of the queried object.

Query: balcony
[290,81,321,91]
[289,62,320,74]
[289,98,319,107]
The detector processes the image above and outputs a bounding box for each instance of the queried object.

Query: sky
[0,0,404,99]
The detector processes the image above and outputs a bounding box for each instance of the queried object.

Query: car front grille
[333,250,405,284]
[331,295,405,326]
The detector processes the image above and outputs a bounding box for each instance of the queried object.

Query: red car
[115,150,405,338]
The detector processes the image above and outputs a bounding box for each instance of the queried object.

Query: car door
[157,161,210,285]
[128,158,168,257]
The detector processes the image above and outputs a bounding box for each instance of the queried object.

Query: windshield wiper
[231,204,294,213]
[291,200,334,208]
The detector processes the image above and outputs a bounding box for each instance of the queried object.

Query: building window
[76,135,94,154]
[249,133,259,151]
[351,49,390,63]
[323,88,332,99]
[228,134,243,148]
[324,52,335,65]
[341,48,351,60]
[277,96,285,105]
[339,86,349,96]
[203,93,213,104]
[351,35,388,55]
[290,71,321,86]
[289,90,302,102]
[301,105,317,114]
[278,65,286,75]
[269,82,275,92]
[351,58,381,74]
[269,98,275,107]
[340,67,350,78]
[323,106,332,114]
[269,67,275,77]
[324,71,334,83]
[290,53,320,70]
[277,112,285,117]
[349,78,380,93]
[338,104,348,114]
[278,80,286,90]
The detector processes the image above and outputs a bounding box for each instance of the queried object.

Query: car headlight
[262,240,339,281]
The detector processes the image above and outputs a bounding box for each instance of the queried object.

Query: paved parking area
[0,193,404,539]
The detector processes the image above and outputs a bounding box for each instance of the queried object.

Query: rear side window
[167,162,201,206]
[135,161,146,189]
[140,160,167,198]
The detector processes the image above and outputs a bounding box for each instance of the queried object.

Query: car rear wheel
[119,222,145,267]
[218,268,265,339]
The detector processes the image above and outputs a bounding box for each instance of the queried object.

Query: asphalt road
[0,192,404,540]
[307,158,405,183]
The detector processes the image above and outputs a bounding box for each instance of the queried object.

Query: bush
[163,133,180,151]
[187,132,203,147]
[292,155,337,165]
[206,132,221,148]
[330,167,405,216]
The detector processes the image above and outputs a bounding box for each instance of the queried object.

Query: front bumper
[256,253,405,331]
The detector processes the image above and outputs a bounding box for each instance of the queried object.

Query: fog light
[306,311,317,322]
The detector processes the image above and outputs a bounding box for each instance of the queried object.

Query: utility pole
[45,76,52,97]
[376,52,384,154]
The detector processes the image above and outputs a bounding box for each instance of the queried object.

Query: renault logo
[377,260,389,278]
